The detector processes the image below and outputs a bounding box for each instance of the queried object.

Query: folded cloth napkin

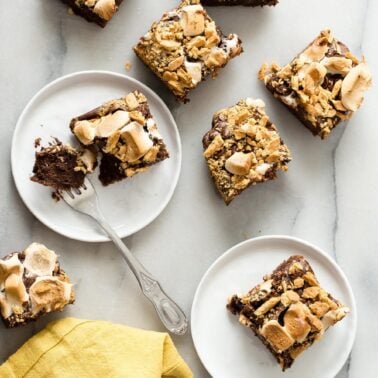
[0,318,193,378]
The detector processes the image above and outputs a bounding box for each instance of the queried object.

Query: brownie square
[259,29,372,138]
[202,98,291,204]
[70,91,169,186]
[61,0,124,27]
[133,0,243,102]
[227,255,349,370]
[202,0,279,6]
[0,243,75,328]
[31,139,97,193]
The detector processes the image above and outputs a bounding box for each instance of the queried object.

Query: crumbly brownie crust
[0,243,75,328]
[31,140,97,193]
[61,0,123,27]
[203,98,291,204]
[202,0,278,6]
[133,0,243,102]
[227,255,349,370]
[70,91,169,186]
[259,29,372,138]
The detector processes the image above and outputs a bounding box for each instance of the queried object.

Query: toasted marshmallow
[225,152,253,176]
[29,277,73,316]
[181,5,205,37]
[73,121,97,145]
[246,98,265,109]
[0,254,23,289]
[80,149,97,173]
[184,60,202,85]
[261,320,294,352]
[120,121,153,162]
[93,0,116,21]
[95,110,130,138]
[23,243,57,278]
[341,63,372,111]
[284,303,311,343]
[5,274,29,303]
[255,163,272,176]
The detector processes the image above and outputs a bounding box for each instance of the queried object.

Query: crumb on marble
[34,137,41,148]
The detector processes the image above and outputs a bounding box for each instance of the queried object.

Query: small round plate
[191,235,356,378]
[11,71,181,242]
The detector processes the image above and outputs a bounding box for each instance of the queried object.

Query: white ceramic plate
[11,71,181,242]
[191,235,356,378]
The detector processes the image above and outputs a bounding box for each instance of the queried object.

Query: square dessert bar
[202,0,279,6]
[202,98,291,204]
[259,29,372,138]
[227,255,349,370]
[61,0,124,27]
[70,91,169,186]
[31,140,97,194]
[133,0,243,102]
[0,243,75,328]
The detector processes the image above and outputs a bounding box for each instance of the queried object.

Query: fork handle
[95,215,188,336]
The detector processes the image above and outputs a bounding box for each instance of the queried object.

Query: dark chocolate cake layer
[31,140,96,193]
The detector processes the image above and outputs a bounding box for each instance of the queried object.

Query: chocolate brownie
[31,139,96,194]
[133,0,243,102]
[259,29,372,138]
[0,243,75,328]
[202,0,278,6]
[70,91,169,185]
[203,98,291,204]
[227,255,349,370]
[62,0,124,27]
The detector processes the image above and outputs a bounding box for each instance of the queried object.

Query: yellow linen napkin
[0,318,193,378]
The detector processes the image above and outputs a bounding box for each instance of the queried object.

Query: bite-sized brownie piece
[259,29,372,138]
[70,91,169,186]
[31,139,97,194]
[227,256,349,370]
[133,0,243,102]
[61,0,124,27]
[203,98,291,204]
[202,0,278,6]
[0,243,75,328]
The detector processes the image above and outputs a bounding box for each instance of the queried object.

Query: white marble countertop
[0,0,377,377]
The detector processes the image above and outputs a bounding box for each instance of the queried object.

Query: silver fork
[61,178,188,335]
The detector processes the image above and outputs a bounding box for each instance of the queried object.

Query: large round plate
[191,235,356,378]
[11,71,181,242]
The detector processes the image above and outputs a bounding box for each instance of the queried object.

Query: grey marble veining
[0,0,377,377]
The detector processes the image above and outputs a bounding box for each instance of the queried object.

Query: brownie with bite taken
[70,91,169,186]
